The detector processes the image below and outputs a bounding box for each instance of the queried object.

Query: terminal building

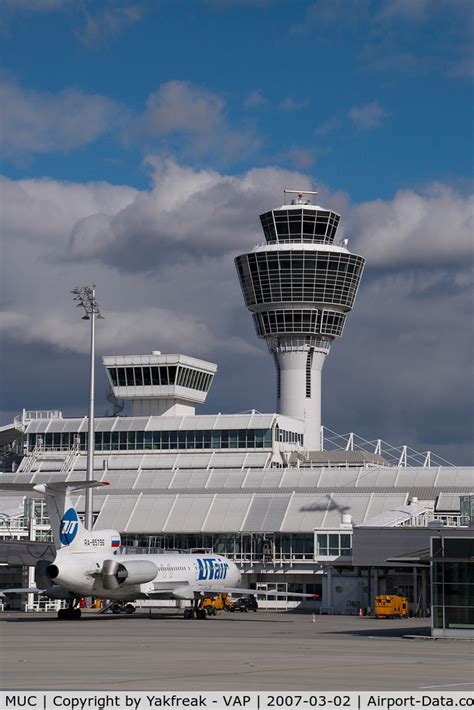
[0,191,472,636]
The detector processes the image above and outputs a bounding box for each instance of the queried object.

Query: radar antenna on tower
[283,188,319,205]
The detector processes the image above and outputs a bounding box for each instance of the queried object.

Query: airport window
[236,252,365,311]
[28,427,275,452]
[258,209,340,245]
[316,533,352,558]
[277,430,303,446]
[432,537,474,632]
[306,349,313,398]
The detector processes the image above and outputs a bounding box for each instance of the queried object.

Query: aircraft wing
[0,586,46,596]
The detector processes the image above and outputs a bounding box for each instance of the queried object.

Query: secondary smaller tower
[103,352,217,417]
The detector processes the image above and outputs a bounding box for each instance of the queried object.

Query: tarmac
[0,609,473,692]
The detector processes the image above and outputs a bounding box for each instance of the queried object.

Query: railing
[0,516,29,530]
[60,443,80,473]
[399,512,462,528]
[14,409,63,427]
[320,425,455,467]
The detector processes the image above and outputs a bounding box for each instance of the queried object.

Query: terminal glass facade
[120,532,315,563]
[432,537,474,634]
[27,427,304,452]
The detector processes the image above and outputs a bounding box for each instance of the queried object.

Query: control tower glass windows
[106,366,213,393]
[259,209,340,244]
[235,251,365,310]
[253,309,345,338]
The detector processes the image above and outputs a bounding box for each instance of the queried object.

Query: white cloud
[348,183,474,267]
[0,76,129,159]
[278,97,309,112]
[1,0,70,12]
[129,80,260,163]
[69,157,312,267]
[141,82,225,136]
[76,4,144,48]
[315,116,342,136]
[243,90,267,109]
[378,0,433,22]
[349,100,389,130]
[275,148,315,170]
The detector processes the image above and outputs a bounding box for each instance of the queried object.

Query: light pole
[71,285,104,531]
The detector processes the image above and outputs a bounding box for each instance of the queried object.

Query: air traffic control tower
[235,190,365,451]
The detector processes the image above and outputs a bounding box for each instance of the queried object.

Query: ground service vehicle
[202,593,232,615]
[230,596,258,612]
[375,594,408,618]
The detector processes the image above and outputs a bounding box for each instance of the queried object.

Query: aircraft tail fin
[0,481,109,551]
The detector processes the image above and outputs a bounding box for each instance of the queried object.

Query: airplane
[0,481,318,620]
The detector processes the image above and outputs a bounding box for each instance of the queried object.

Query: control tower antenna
[283,188,319,205]
[235,189,366,451]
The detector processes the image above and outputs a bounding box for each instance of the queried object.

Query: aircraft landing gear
[183,599,208,620]
[57,601,81,620]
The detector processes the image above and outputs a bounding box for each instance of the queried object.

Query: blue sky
[1,0,473,463]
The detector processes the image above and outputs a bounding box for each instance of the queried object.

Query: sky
[0,0,473,465]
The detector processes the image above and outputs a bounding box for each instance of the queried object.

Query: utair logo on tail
[59,507,79,545]
[197,557,229,581]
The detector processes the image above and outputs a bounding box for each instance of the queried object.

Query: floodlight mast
[71,285,104,530]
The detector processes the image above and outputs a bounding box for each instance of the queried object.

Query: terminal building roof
[22,412,304,434]
[1,464,472,534]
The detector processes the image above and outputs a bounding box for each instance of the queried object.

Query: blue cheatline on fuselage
[59,508,79,546]
[197,557,229,581]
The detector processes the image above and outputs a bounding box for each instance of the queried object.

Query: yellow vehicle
[375,595,409,619]
[201,593,233,615]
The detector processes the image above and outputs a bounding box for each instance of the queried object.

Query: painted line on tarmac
[419,682,474,689]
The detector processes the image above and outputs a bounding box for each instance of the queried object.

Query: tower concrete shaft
[235,191,365,451]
